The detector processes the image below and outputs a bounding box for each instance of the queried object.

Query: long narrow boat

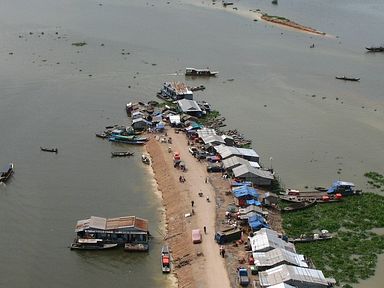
[281,200,317,212]
[96,132,108,139]
[111,151,134,157]
[40,147,58,153]
[185,67,218,77]
[366,46,384,52]
[109,137,146,145]
[112,134,148,142]
[70,239,118,250]
[0,163,14,183]
[335,76,360,82]
[288,232,333,243]
[161,245,171,273]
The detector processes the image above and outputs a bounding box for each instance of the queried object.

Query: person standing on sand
[204,226,207,234]
[191,200,194,207]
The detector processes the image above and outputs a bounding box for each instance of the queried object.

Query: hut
[253,248,308,271]
[223,156,260,171]
[177,99,203,117]
[233,164,274,186]
[132,117,152,130]
[232,185,259,207]
[258,264,334,288]
[214,144,259,163]
[248,228,296,253]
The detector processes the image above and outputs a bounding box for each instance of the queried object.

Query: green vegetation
[71,42,87,47]
[282,192,384,285]
[365,171,384,191]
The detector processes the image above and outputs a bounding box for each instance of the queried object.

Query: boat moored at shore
[111,151,134,157]
[70,238,118,250]
[161,245,171,273]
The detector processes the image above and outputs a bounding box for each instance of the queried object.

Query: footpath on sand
[146,128,231,288]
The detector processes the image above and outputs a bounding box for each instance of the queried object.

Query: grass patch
[365,171,384,191]
[282,192,384,285]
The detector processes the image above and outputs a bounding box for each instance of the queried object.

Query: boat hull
[70,243,118,250]
[0,163,14,183]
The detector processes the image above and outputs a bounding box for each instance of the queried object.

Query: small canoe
[70,239,118,250]
[161,245,171,273]
[96,132,108,139]
[111,151,134,157]
[40,147,58,153]
[335,76,360,82]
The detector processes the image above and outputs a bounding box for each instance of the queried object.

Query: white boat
[70,239,118,250]
[161,245,171,273]
[141,154,150,165]
[185,67,218,77]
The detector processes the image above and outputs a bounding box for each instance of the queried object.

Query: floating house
[258,264,334,288]
[177,99,203,117]
[74,215,150,251]
[161,82,193,100]
[233,164,274,186]
[248,228,296,253]
[132,111,145,120]
[253,248,308,271]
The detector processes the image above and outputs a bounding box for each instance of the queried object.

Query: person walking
[191,200,194,207]
[203,226,207,234]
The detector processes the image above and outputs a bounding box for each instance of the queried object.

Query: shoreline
[145,129,231,287]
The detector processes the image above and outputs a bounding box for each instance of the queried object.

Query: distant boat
[281,200,317,212]
[161,245,171,273]
[112,134,148,142]
[185,68,218,77]
[40,147,58,153]
[365,46,384,52]
[70,238,118,250]
[111,151,134,157]
[0,163,14,183]
[335,76,360,82]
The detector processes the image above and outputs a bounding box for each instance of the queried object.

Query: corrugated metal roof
[248,228,296,253]
[177,99,202,112]
[196,128,216,137]
[253,248,308,268]
[223,156,261,170]
[238,147,259,158]
[201,135,225,145]
[166,82,193,95]
[75,216,148,232]
[268,283,297,288]
[259,264,328,287]
[233,164,274,179]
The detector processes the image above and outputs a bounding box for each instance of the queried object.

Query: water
[0,0,383,287]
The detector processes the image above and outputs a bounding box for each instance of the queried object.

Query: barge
[185,67,218,77]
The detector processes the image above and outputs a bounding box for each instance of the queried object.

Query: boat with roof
[185,67,218,77]
[158,82,193,101]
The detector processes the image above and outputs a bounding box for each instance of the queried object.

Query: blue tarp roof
[248,214,269,230]
[231,181,253,187]
[156,122,165,129]
[327,180,355,193]
[232,185,259,199]
[246,199,262,206]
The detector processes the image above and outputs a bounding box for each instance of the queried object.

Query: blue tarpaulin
[246,199,262,206]
[232,185,259,199]
[231,181,253,187]
[248,214,269,231]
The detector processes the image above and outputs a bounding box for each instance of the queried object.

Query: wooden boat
[0,163,14,183]
[113,134,148,142]
[40,147,58,153]
[281,200,317,212]
[111,151,134,157]
[161,245,171,273]
[96,132,108,139]
[70,239,118,250]
[190,85,206,92]
[141,154,151,165]
[109,137,146,145]
[288,231,333,243]
[335,76,360,82]
[185,68,218,77]
[124,242,149,252]
[366,46,384,52]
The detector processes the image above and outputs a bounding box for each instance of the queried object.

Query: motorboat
[0,163,14,183]
[161,245,171,273]
[70,239,118,250]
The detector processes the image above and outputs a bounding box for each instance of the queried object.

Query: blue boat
[109,137,146,145]
[112,134,148,142]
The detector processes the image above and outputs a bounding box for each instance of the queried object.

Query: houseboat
[71,215,150,252]
[185,67,218,77]
[0,163,14,183]
[158,82,193,101]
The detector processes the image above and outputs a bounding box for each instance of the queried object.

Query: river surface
[0,0,383,287]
